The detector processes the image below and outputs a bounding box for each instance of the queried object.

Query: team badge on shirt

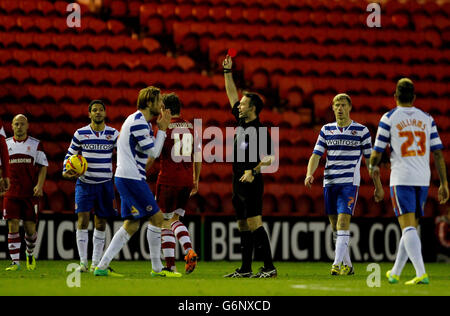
[131,206,139,216]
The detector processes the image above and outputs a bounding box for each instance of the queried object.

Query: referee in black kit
[222,54,277,278]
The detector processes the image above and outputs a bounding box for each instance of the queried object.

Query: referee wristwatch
[252,169,258,177]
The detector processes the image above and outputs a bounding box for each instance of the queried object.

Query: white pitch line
[291,284,354,292]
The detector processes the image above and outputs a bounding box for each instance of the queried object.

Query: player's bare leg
[6,219,21,271]
[23,221,37,271]
[91,215,107,272]
[76,212,90,272]
[328,215,338,244]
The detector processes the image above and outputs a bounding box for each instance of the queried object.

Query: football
[65,155,88,175]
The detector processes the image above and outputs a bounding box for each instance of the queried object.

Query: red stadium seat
[43,142,64,160]
[192,5,209,21]
[413,14,433,31]
[10,67,30,83]
[0,15,18,32]
[127,1,141,18]
[209,6,228,23]
[142,38,161,54]
[295,194,314,217]
[157,3,176,19]
[37,1,55,16]
[175,4,194,21]
[225,7,245,24]
[140,3,158,25]
[12,49,32,65]
[109,0,128,18]
[0,0,20,14]
[107,20,126,35]
[277,194,296,215]
[242,7,261,24]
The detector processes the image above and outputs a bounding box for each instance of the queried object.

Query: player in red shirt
[3,115,48,271]
[148,93,202,273]
[0,118,10,193]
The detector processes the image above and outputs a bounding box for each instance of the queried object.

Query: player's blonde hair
[137,86,160,110]
[332,93,352,106]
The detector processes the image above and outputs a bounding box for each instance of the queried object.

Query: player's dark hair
[396,78,415,104]
[88,100,105,112]
[244,92,264,116]
[162,93,182,115]
[137,86,161,109]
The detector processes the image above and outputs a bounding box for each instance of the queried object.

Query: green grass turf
[0,260,449,296]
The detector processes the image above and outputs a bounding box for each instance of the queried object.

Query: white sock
[391,235,408,276]
[92,229,106,267]
[333,230,350,266]
[402,226,426,278]
[97,227,130,270]
[343,244,352,267]
[147,224,164,273]
[76,229,89,266]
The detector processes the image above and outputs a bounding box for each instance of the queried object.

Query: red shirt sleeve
[0,135,10,178]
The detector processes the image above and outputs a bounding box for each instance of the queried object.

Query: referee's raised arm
[223,55,239,109]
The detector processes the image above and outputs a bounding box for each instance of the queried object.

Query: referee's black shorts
[232,174,264,220]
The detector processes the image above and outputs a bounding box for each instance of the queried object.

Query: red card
[227,48,237,58]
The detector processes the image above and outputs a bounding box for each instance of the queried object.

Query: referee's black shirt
[232,101,273,177]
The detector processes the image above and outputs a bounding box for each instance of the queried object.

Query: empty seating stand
[0,0,448,216]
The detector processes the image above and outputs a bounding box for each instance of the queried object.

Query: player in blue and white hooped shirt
[94,86,181,278]
[62,100,119,273]
[305,93,383,276]
[370,78,449,285]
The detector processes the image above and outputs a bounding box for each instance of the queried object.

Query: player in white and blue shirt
[62,100,119,272]
[305,93,383,276]
[370,78,449,285]
[95,86,181,278]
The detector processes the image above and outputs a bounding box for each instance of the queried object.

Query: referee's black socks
[240,230,254,273]
[252,226,275,270]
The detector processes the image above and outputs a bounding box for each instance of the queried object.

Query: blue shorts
[390,186,428,217]
[75,180,117,218]
[115,177,160,220]
[324,185,359,216]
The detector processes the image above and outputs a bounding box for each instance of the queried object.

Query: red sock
[25,232,37,256]
[171,221,192,254]
[161,229,176,270]
[8,233,21,264]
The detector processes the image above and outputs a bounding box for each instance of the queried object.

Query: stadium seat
[58,179,75,210]
[295,194,314,217]
[277,194,296,215]
[46,190,67,213]
[109,0,128,18]
[203,192,223,214]
[0,0,20,14]
[185,193,203,214]
[37,1,55,16]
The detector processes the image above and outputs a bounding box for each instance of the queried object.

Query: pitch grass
[0,260,449,296]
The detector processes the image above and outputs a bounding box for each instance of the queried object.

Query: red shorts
[156,184,191,215]
[3,197,39,222]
